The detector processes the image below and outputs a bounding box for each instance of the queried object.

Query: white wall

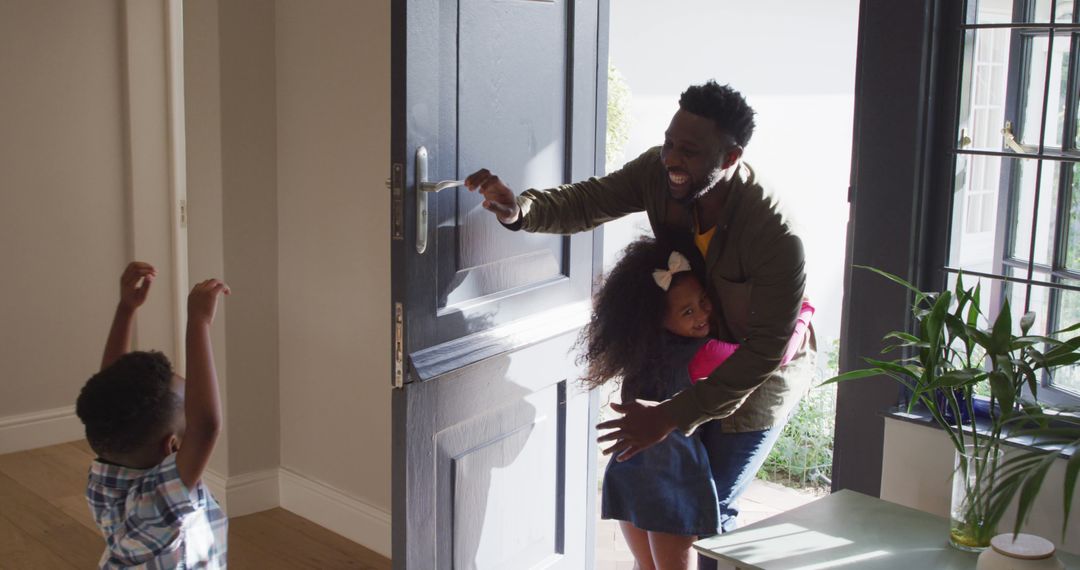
[275,0,391,515]
[882,417,1080,554]
[0,0,181,454]
[607,0,860,353]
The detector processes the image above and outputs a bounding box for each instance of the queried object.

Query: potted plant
[827,267,1080,550]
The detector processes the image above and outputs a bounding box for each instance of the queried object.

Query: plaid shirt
[86,453,228,569]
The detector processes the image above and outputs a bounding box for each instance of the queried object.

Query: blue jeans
[696,420,785,569]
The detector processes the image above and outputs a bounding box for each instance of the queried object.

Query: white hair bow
[652,251,691,291]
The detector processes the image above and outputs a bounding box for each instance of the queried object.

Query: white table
[694,489,1079,569]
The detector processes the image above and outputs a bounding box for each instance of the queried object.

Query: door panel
[392,0,608,568]
[394,332,597,569]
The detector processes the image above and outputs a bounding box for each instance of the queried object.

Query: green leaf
[1015,335,1069,348]
[1063,450,1080,537]
[1012,453,1058,536]
[989,371,1014,418]
[935,370,986,388]
[856,265,928,306]
[818,368,884,386]
[1043,353,1080,368]
[990,298,1013,355]
[969,282,983,328]
[884,331,922,344]
[1054,321,1080,335]
[865,358,922,380]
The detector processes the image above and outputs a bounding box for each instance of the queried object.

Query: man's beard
[676,170,726,205]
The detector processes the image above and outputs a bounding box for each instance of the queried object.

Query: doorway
[596,1,860,565]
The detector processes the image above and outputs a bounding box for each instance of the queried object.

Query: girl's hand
[188,279,230,327]
[119,262,156,311]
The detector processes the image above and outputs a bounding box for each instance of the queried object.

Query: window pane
[1018,33,1054,146]
[1001,266,1052,328]
[949,154,1011,273]
[1052,280,1080,394]
[1043,33,1073,148]
[967,0,1013,25]
[957,29,1013,152]
[1009,159,1060,265]
[1065,163,1080,270]
[1033,0,1076,22]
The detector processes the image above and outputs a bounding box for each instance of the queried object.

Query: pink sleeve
[688,300,815,384]
[688,339,739,383]
[779,299,816,366]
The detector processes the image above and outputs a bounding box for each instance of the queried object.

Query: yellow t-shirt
[695,225,716,258]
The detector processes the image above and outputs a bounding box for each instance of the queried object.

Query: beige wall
[275,0,392,512]
[0,0,127,418]
[0,0,180,437]
[4,0,391,545]
[216,0,282,478]
[882,417,1080,554]
[184,0,231,477]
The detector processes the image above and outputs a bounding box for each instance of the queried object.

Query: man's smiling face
[660,108,739,202]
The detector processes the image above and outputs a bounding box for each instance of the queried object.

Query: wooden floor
[0,440,391,569]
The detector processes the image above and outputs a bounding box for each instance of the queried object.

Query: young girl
[580,236,813,570]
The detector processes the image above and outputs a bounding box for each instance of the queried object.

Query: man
[465,81,815,537]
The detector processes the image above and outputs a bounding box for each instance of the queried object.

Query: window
[946,0,1080,404]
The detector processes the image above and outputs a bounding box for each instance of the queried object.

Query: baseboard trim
[0,406,84,455]
[202,467,279,518]
[203,469,227,506]
[279,466,392,559]
[225,468,280,517]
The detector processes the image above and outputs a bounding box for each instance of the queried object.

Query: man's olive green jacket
[510,147,815,433]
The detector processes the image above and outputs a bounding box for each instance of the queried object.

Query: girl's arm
[688,299,815,384]
[688,340,739,383]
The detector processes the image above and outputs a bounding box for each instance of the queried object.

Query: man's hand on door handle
[464,169,521,224]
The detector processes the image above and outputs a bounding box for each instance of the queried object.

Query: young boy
[76,261,230,568]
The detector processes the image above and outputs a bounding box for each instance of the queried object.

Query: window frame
[944,0,1080,407]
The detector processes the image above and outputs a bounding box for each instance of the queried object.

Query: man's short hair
[678,80,756,148]
[76,351,180,457]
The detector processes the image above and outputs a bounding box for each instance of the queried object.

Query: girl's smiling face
[662,275,712,338]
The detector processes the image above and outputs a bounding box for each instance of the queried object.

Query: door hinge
[390,163,404,240]
[393,301,404,388]
[179,199,187,228]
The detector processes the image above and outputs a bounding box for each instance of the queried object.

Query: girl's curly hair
[577,234,705,393]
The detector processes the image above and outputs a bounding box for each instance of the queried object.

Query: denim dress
[601,334,720,536]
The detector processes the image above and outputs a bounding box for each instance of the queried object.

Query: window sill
[881,403,1076,460]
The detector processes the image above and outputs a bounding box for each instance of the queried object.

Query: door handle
[415,146,464,254]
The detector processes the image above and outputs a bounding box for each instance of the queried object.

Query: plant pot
[950,444,1002,551]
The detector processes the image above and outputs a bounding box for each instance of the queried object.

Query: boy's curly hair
[76,351,181,457]
[577,234,705,393]
[679,80,756,148]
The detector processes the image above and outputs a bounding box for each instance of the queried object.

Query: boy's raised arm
[176,278,229,489]
[101,262,156,370]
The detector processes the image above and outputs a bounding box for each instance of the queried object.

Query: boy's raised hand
[187,279,230,326]
[119,262,156,311]
[102,261,156,369]
[178,277,229,488]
